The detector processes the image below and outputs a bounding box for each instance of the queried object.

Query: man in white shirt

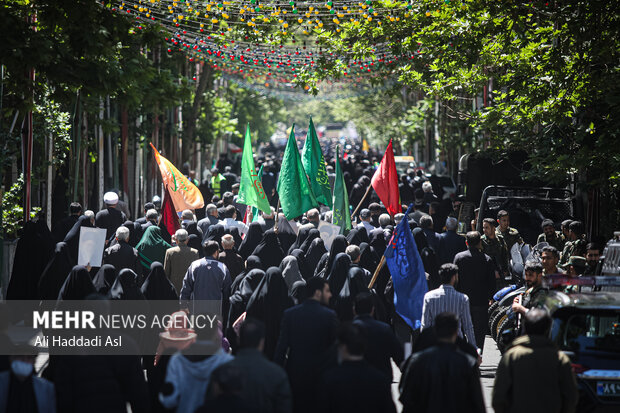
[421,263,477,349]
[356,208,375,236]
[220,204,248,235]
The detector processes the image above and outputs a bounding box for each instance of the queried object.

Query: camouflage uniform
[522,285,548,309]
[497,227,523,252]
[482,234,510,275]
[536,231,565,251]
[560,237,587,265]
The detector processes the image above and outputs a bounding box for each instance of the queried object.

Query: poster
[78,227,107,267]
[317,221,341,250]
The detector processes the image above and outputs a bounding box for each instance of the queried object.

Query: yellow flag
[150,143,204,211]
[362,138,369,152]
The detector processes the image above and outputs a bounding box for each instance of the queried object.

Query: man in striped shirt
[420,263,477,350]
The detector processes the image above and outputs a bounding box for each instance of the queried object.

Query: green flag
[332,145,352,234]
[251,165,265,222]
[277,125,318,219]
[301,117,333,207]
[238,124,271,214]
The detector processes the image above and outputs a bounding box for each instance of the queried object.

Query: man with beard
[511,261,548,316]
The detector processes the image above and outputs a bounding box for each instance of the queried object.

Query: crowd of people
[1,145,602,413]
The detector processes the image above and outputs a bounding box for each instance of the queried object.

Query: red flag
[371,139,401,216]
[160,188,181,238]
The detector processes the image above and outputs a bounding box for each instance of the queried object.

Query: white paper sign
[318,221,341,250]
[78,227,107,267]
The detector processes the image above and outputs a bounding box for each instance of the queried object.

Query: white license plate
[597,381,620,396]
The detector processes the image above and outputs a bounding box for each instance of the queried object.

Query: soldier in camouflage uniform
[560,221,587,265]
[481,218,510,280]
[512,261,548,315]
[536,219,565,251]
[496,210,523,252]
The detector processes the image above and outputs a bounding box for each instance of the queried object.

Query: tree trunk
[185,63,213,144]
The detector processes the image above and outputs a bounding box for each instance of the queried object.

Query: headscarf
[38,242,75,300]
[346,228,363,246]
[252,229,285,271]
[246,267,292,359]
[280,256,304,292]
[317,235,348,278]
[92,264,118,295]
[299,229,320,254]
[230,255,262,293]
[123,220,141,247]
[187,234,204,258]
[7,220,55,300]
[135,226,171,272]
[62,215,93,265]
[229,268,265,308]
[238,222,263,259]
[290,280,307,305]
[276,217,297,253]
[57,265,96,301]
[108,269,145,300]
[141,262,178,300]
[305,237,327,273]
[342,268,369,299]
[359,242,377,274]
[412,227,428,251]
[205,224,226,249]
[288,225,312,254]
[290,249,311,280]
[326,252,352,298]
[369,228,387,256]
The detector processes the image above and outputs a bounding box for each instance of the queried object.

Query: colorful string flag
[160,187,181,239]
[238,124,272,215]
[149,143,204,212]
[277,125,318,219]
[302,117,333,207]
[332,145,352,234]
[371,139,400,216]
[384,204,428,329]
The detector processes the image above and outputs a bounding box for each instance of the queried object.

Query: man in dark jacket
[438,217,467,265]
[453,231,496,351]
[226,318,292,413]
[353,292,403,380]
[318,323,396,413]
[95,192,127,241]
[103,226,139,273]
[274,277,339,413]
[134,202,155,226]
[399,312,485,413]
[492,309,577,413]
[52,202,82,243]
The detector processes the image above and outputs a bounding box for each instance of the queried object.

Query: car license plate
[597,381,620,396]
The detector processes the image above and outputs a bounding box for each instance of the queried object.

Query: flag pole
[367,255,386,289]
[351,184,373,218]
[274,198,281,233]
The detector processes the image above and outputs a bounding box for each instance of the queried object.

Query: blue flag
[384,204,428,329]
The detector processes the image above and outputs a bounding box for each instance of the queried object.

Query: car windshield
[563,312,620,353]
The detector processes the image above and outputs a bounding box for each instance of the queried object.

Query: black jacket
[226,348,292,413]
[274,300,339,413]
[319,360,396,413]
[453,248,496,307]
[103,242,140,274]
[400,343,485,413]
[95,207,127,240]
[353,314,403,380]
